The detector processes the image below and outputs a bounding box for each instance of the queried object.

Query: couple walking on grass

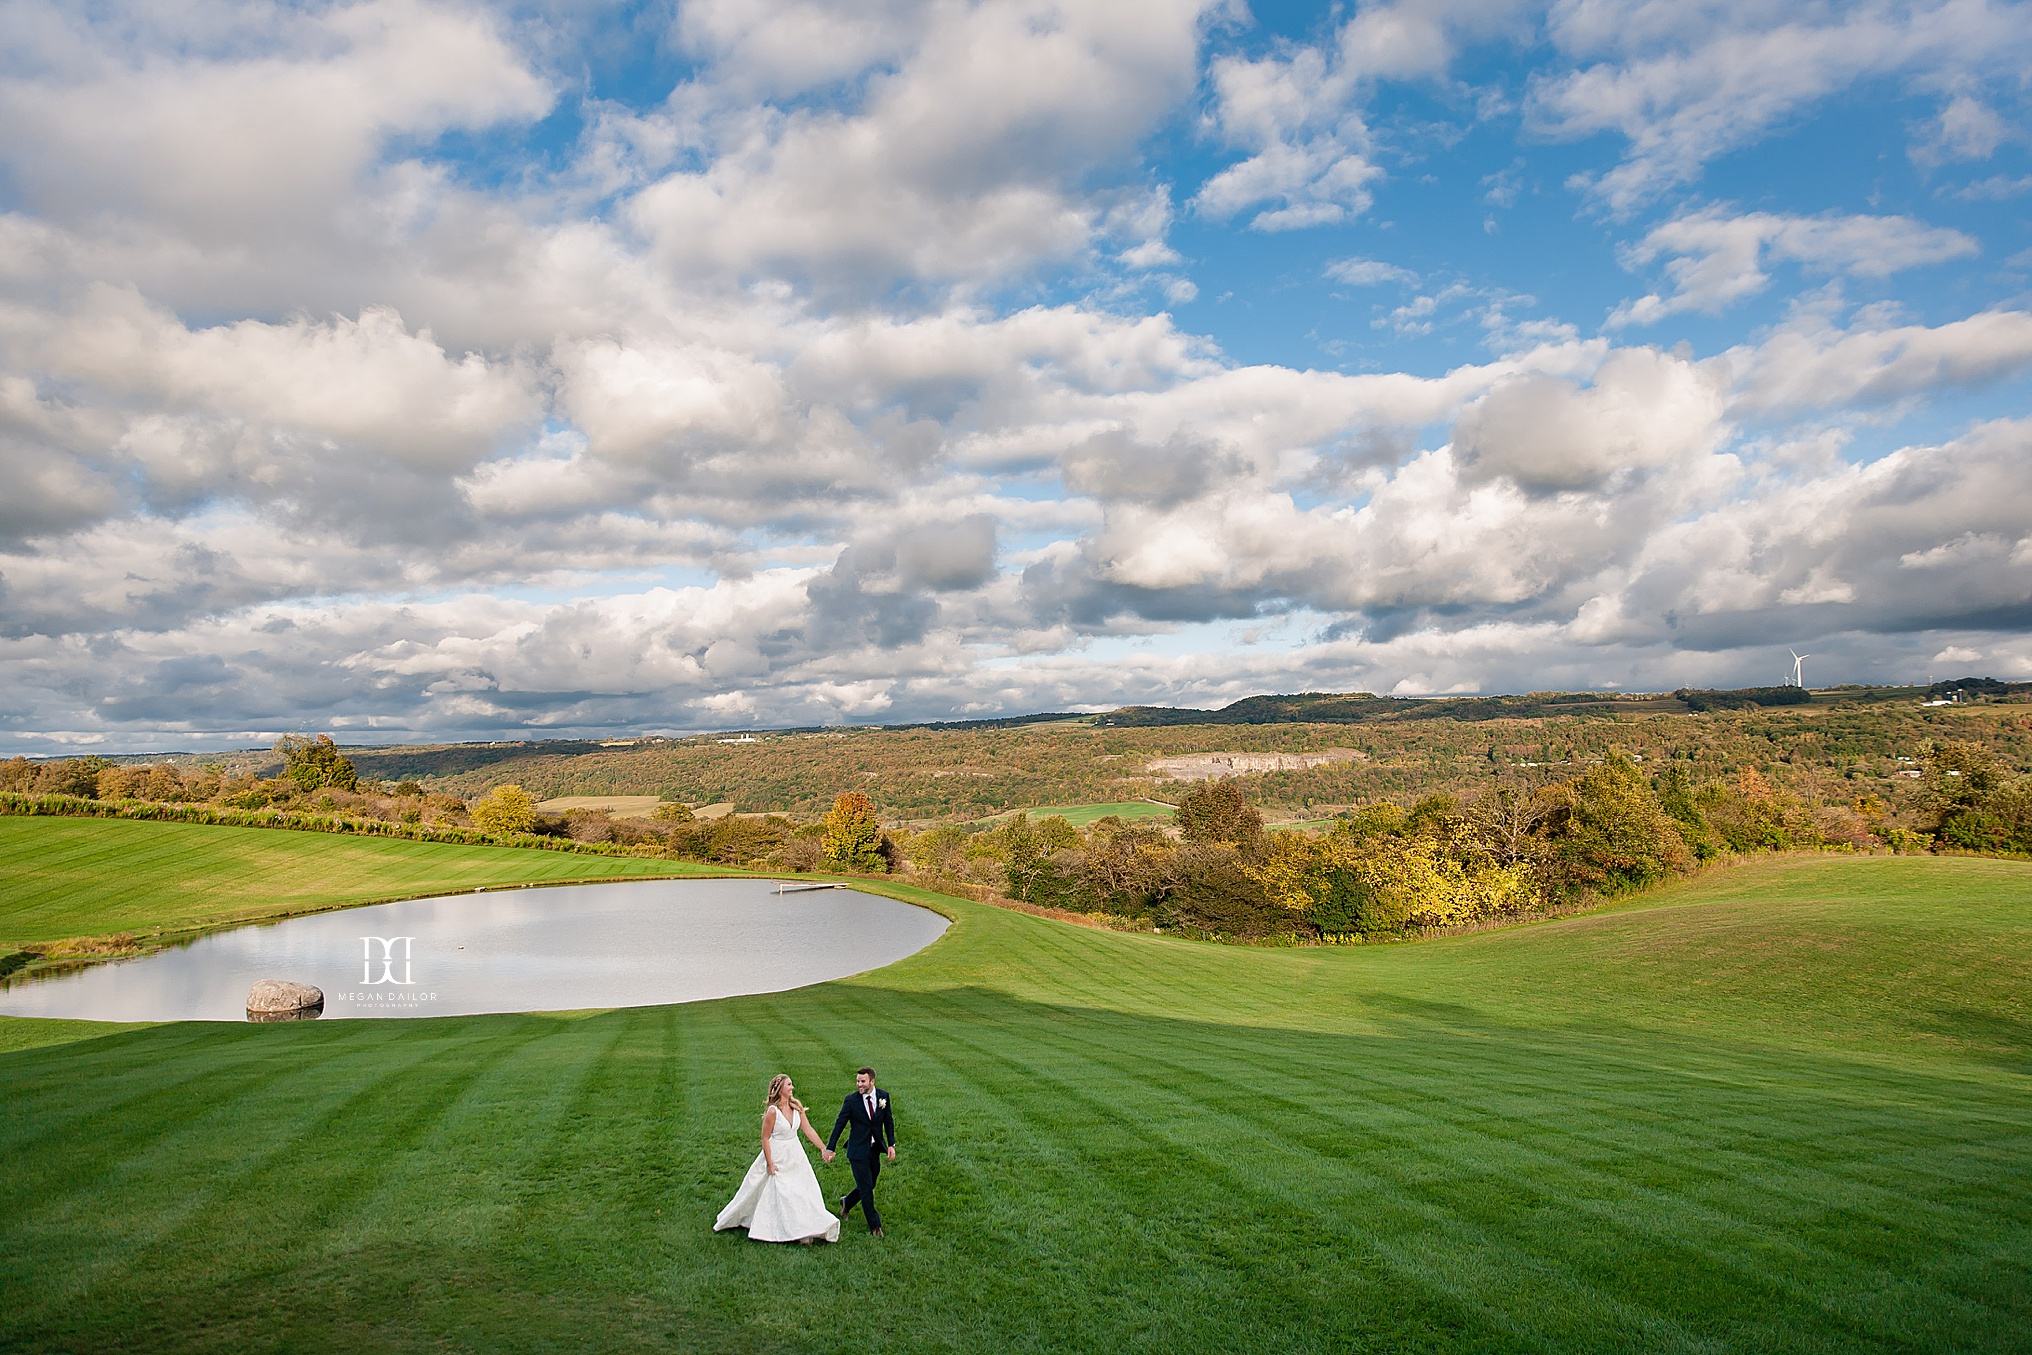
[714,1066,897,1244]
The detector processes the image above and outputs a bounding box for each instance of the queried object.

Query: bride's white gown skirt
[715,1109,842,1243]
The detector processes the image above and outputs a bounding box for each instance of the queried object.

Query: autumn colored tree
[0,757,34,792]
[821,791,885,871]
[28,757,108,799]
[470,784,537,835]
[1249,830,1373,933]
[1174,780,1264,849]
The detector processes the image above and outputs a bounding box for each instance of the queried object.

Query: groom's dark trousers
[828,1089,895,1232]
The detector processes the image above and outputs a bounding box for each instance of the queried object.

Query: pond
[0,878,948,1022]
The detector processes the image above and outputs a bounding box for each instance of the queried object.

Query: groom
[827,1066,896,1236]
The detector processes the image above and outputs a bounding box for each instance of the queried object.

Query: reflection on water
[0,878,947,1022]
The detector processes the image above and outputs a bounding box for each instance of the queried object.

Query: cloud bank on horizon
[2,0,2030,751]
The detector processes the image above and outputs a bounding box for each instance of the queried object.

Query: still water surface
[0,878,948,1022]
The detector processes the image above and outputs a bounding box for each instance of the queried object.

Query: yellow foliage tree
[821,791,885,871]
[1250,828,1533,934]
[470,784,537,835]
[1250,831,1361,913]
[1355,837,1532,928]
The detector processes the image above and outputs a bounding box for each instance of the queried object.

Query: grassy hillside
[50,685,2029,826]
[0,817,707,951]
[1,824,2026,1353]
[327,695,2032,821]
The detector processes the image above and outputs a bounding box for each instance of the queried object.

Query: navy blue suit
[827,1088,895,1231]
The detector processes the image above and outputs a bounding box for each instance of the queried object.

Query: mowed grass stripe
[1160,1034,1999,1351]
[3,1011,2015,1348]
[874,1004,1540,1346]
[0,1020,345,1157]
[922,1004,1799,1351]
[759,971,1966,1348]
[1,820,2028,1352]
[472,1021,663,1277]
[133,1027,545,1282]
[815,1003,1356,1351]
[13,1015,792,1355]
[326,1019,638,1257]
[684,980,1351,1350]
[5,1022,482,1330]
[750,1006,1185,1352]
[930,1002,1720,1352]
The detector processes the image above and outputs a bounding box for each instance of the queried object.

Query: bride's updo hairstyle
[766,1073,793,1104]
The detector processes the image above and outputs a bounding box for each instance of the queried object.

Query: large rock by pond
[246,979,323,1021]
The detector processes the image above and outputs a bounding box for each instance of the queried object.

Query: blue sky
[1,0,2029,751]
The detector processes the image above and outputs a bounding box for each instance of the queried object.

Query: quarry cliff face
[1143,749,1367,781]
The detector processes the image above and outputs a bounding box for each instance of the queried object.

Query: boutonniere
[877,1098,888,1109]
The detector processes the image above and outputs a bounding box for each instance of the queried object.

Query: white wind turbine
[1788,649,1811,688]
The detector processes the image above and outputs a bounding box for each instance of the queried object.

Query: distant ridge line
[48,678,2026,765]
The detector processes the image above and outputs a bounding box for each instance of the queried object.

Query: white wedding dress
[715,1106,841,1243]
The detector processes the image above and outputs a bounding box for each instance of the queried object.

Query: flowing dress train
[714,1107,841,1243]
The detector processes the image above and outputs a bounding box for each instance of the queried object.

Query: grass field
[981,800,1176,827]
[1,819,2028,1353]
[0,817,710,952]
[534,795,665,818]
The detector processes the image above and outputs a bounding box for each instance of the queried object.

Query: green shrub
[1303,868,1374,935]
[1155,845,1285,939]
[1541,754,1690,895]
[275,735,358,792]
[1882,827,1932,854]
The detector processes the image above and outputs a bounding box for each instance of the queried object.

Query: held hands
[821,1149,834,1163]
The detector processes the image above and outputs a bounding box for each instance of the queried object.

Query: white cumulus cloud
[1610,206,1979,325]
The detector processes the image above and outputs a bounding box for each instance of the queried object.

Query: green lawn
[1,820,2028,1353]
[0,816,715,951]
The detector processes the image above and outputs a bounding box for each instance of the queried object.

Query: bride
[714,1074,842,1244]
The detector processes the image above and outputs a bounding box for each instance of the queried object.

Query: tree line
[886,743,2029,940]
[6,736,2029,944]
